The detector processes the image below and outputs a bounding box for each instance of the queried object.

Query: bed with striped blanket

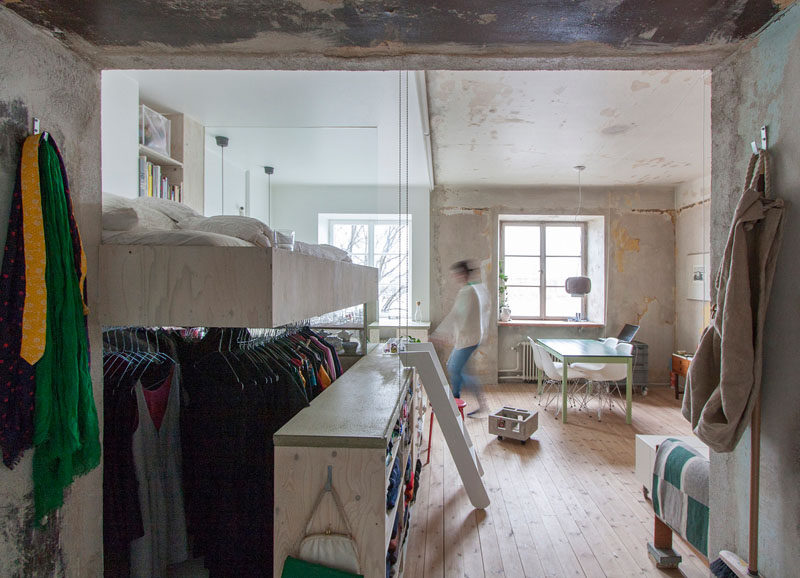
[651,438,710,558]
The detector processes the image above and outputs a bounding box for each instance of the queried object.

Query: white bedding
[101,195,352,262]
[102,229,254,247]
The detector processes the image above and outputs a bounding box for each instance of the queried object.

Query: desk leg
[562,361,569,424]
[670,371,679,399]
[626,358,633,424]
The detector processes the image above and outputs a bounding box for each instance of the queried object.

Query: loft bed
[99,245,378,327]
[98,195,378,328]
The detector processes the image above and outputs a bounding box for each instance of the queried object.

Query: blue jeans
[447,345,478,399]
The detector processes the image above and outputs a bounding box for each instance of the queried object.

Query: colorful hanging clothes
[33,134,99,523]
[0,133,99,521]
[0,142,38,468]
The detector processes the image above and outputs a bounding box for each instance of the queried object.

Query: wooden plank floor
[405,384,708,578]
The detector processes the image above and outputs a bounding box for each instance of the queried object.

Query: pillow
[134,196,202,224]
[102,194,138,231]
[103,193,178,230]
[294,242,352,262]
[318,244,352,262]
[178,215,273,248]
[130,203,179,230]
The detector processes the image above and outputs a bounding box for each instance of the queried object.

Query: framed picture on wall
[687,252,711,301]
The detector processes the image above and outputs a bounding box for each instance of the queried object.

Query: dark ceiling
[3,0,783,51]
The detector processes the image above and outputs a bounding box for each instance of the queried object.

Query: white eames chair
[573,342,633,421]
[527,336,587,418]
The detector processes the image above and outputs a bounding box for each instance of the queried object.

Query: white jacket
[438,283,490,349]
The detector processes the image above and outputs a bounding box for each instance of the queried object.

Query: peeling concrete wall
[0,6,102,577]
[709,4,800,575]
[674,176,711,352]
[2,0,783,72]
[431,185,675,385]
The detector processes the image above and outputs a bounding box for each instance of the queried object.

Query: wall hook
[751,125,767,154]
[33,117,40,135]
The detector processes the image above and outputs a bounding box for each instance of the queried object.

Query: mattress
[102,228,254,247]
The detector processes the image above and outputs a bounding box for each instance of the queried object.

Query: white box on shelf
[139,105,171,156]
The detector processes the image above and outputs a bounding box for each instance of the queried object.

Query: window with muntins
[500,221,586,319]
[328,218,411,321]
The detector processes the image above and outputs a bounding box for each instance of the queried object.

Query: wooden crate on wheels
[489,407,538,444]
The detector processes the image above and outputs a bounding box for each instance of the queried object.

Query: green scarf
[32,138,100,523]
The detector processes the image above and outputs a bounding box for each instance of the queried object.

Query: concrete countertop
[274,348,412,449]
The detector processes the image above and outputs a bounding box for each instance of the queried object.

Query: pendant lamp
[566,165,591,297]
[215,135,229,215]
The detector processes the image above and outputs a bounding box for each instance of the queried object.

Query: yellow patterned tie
[20,134,48,365]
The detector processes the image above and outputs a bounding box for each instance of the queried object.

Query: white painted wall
[101,71,139,197]
[271,184,430,320]
[130,70,432,190]
[248,169,271,224]
[204,133,248,216]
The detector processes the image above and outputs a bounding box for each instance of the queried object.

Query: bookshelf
[138,144,182,167]
[137,107,205,214]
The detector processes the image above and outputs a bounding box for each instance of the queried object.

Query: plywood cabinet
[273,350,427,577]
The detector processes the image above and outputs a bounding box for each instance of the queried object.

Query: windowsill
[497,320,604,328]
[369,320,431,329]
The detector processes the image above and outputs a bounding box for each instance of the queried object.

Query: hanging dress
[130,363,189,577]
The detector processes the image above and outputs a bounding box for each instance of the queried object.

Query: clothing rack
[102,323,345,576]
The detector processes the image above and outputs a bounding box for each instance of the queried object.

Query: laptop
[616,323,640,343]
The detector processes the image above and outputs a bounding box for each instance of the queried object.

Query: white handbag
[296,466,362,575]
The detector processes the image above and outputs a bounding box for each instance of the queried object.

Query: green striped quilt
[651,438,709,558]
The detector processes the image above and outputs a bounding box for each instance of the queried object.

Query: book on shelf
[152,165,161,198]
[138,155,147,197]
[137,156,183,202]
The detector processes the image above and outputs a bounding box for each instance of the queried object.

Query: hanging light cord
[405,70,410,331]
[573,165,585,222]
[398,70,402,328]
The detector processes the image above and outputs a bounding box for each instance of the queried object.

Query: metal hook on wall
[751,125,768,154]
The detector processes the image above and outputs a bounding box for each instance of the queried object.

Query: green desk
[535,338,634,424]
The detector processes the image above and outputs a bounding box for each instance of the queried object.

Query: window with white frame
[328,217,411,321]
[500,221,586,319]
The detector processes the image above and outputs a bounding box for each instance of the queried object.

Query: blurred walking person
[432,260,490,416]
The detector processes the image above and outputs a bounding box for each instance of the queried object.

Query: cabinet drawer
[671,355,691,375]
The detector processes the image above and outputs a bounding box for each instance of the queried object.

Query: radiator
[498,341,538,382]
[520,341,537,382]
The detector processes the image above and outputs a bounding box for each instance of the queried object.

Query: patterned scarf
[0,133,99,523]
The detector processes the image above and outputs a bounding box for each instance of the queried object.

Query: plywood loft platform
[98,245,378,327]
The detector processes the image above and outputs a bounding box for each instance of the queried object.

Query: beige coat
[683,152,785,453]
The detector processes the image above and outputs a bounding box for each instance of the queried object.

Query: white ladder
[399,342,490,509]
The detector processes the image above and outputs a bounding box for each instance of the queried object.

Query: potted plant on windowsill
[498,261,512,322]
